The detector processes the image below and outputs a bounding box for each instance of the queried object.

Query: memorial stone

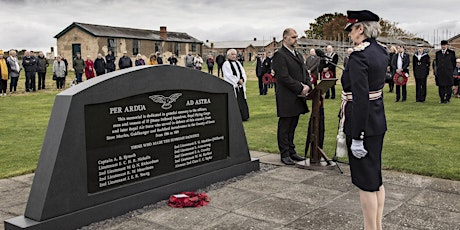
[5,65,259,230]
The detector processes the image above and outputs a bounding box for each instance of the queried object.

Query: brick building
[54,22,203,68]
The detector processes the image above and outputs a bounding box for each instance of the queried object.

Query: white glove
[351,139,367,158]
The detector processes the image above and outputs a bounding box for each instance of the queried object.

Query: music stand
[296,79,338,170]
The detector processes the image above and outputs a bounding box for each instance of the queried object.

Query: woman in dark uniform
[340,10,388,230]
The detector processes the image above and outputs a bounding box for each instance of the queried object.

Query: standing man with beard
[272,28,312,165]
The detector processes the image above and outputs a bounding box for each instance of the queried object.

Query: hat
[416,43,424,47]
[0,50,3,55]
[345,10,380,31]
[441,40,448,45]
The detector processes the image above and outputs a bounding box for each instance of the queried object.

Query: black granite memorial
[4,65,259,230]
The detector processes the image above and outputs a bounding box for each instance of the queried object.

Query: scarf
[0,59,8,80]
[229,60,243,81]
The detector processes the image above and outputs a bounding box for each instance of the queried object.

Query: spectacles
[291,36,298,39]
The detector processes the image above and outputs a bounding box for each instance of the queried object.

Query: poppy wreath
[321,70,334,79]
[310,73,317,85]
[393,72,408,85]
[454,75,460,79]
[168,192,210,208]
[262,73,276,85]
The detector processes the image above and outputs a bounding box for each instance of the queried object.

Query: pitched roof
[203,40,274,49]
[54,22,202,43]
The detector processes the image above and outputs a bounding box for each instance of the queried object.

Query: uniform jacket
[256,56,271,77]
[305,55,320,78]
[391,52,410,75]
[272,45,312,117]
[412,52,430,79]
[105,54,116,71]
[434,49,456,86]
[73,57,85,74]
[341,38,387,140]
[22,55,37,72]
[36,56,49,73]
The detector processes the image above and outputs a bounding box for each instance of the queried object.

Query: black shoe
[402,99,406,102]
[395,99,399,102]
[281,157,295,165]
[290,154,305,161]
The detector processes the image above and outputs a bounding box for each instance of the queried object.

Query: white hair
[226,48,237,56]
[353,21,381,38]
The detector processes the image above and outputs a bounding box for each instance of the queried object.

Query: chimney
[273,37,276,42]
[160,26,167,40]
[206,40,209,43]
[254,38,257,41]
[211,43,214,49]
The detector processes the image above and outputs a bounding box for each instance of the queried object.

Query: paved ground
[1,151,460,230]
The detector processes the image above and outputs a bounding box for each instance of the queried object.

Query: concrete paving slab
[9,174,34,186]
[0,179,28,193]
[427,177,460,194]
[256,153,285,166]
[0,186,29,209]
[384,183,421,201]
[383,203,460,230]
[249,150,272,158]
[287,207,362,230]
[272,183,342,206]
[383,170,433,188]
[262,166,324,183]
[201,212,283,230]
[227,174,295,195]
[302,172,354,192]
[81,217,173,230]
[136,205,228,230]
[206,186,265,211]
[407,189,460,212]
[232,196,315,225]
[0,211,15,230]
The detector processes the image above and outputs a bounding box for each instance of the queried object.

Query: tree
[305,13,414,41]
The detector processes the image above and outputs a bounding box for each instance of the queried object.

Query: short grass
[1,63,459,181]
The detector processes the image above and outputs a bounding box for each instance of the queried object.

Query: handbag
[52,73,57,80]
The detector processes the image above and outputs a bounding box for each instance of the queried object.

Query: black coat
[319,52,338,78]
[412,53,430,79]
[272,45,312,117]
[341,38,388,140]
[434,49,456,86]
[305,55,320,78]
[256,57,271,77]
[94,58,106,75]
[391,52,410,75]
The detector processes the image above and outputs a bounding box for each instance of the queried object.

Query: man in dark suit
[215,52,225,78]
[434,40,456,103]
[256,51,271,95]
[272,28,312,165]
[319,45,339,99]
[391,45,410,102]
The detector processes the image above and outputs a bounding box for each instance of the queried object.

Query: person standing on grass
[256,51,271,95]
[167,54,178,65]
[194,54,203,70]
[53,55,66,90]
[6,50,20,93]
[36,51,49,90]
[0,50,8,96]
[434,40,456,104]
[135,54,146,66]
[223,48,249,121]
[271,28,312,165]
[118,51,132,69]
[73,53,85,83]
[156,52,163,64]
[105,50,116,72]
[22,50,37,92]
[391,45,410,102]
[215,52,225,77]
[84,55,95,80]
[412,45,430,102]
[341,10,387,230]
[453,59,460,98]
[206,55,214,75]
[94,53,106,76]
[305,48,320,87]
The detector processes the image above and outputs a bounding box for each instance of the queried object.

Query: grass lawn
[1,62,459,180]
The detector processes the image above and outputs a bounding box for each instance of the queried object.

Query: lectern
[296,79,337,170]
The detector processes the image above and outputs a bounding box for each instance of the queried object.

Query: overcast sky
[1,0,459,53]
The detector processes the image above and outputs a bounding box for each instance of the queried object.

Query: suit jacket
[256,56,271,77]
[434,49,456,86]
[319,52,338,78]
[341,38,388,140]
[305,55,320,78]
[272,45,312,117]
[391,52,410,75]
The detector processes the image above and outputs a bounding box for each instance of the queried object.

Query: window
[108,38,117,55]
[133,39,140,55]
[174,42,180,56]
[154,41,162,53]
[191,43,196,52]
